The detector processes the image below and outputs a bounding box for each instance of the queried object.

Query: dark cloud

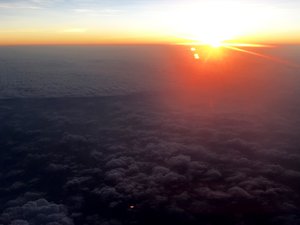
[1,46,300,225]
[1,199,73,225]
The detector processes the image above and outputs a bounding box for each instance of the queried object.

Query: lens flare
[194,53,200,59]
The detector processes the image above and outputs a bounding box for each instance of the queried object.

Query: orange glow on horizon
[1,29,300,46]
[0,30,188,46]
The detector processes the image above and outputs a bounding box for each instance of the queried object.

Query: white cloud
[0,0,60,9]
[73,8,123,16]
[0,3,41,9]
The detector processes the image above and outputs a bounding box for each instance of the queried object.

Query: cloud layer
[0,45,300,225]
[0,89,299,224]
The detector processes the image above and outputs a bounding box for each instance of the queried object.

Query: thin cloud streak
[0,0,60,10]
[0,3,41,9]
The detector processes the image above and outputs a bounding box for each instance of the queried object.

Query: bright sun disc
[164,1,280,46]
[206,40,222,48]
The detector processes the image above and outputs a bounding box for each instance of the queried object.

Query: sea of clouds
[0,45,300,225]
[0,46,179,98]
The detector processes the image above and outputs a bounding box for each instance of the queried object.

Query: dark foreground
[0,92,300,225]
[0,45,300,225]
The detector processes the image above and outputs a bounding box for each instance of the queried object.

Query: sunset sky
[0,0,300,45]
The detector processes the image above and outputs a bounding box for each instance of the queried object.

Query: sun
[197,36,225,48]
[164,1,277,47]
[188,36,225,48]
[205,40,223,48]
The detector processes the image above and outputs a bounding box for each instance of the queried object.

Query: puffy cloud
[105,157,134,169]
[196,187,230,200]
[92,187,120,202]
[202,168,222,181]
[1,199,73,225]
[166,154,191,174]
[228,186,253,199]
[10,220,29,225]
[1,79,300,225]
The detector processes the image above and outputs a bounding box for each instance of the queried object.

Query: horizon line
[1,41,300,47]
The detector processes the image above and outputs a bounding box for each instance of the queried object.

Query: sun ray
[224,45,299,68]
[189,42,299,69]
[223,43,274,48]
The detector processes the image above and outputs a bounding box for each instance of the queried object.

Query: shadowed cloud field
[0,45,300,225]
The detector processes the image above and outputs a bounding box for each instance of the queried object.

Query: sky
[0,0,300,45]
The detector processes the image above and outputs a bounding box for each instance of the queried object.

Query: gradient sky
[0,0,300,45]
